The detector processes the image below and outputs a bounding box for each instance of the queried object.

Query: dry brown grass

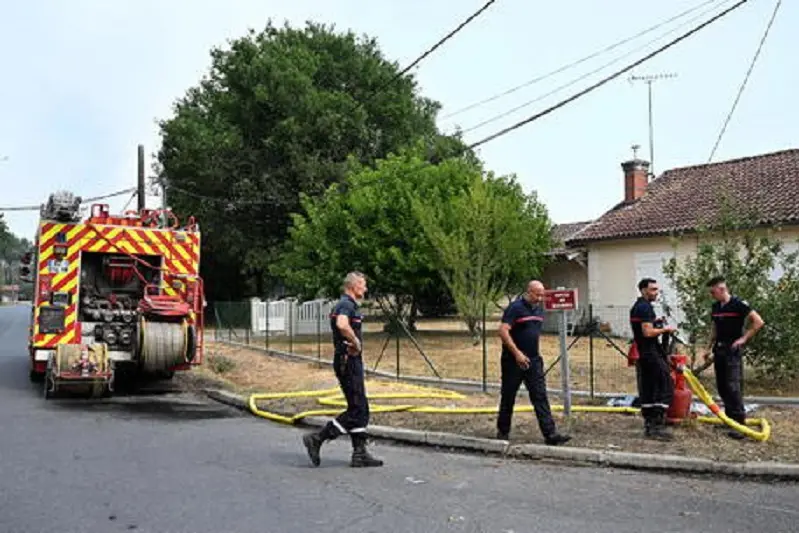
[191,341,799,464]
[253,329,637,394]
[235,317,799,397]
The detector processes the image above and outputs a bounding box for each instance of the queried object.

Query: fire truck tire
[43,365,56,400]
[185,324,197,363]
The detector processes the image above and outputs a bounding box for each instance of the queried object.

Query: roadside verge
[205,388,799,481]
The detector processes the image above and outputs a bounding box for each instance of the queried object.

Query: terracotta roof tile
[567,148,799,245]
[549,221,592,254]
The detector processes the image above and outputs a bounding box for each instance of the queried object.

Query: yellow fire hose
[683,368,771,441]
[247,370,771,442]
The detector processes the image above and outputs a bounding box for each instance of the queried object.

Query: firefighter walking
[702,276,764,439]
[302,271,383,468]
[630,278,676,440]
[496,280,571,445]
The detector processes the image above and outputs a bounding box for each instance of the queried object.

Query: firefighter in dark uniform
[496,280,571,445]
[701,276,764,439]
[630,278,676,440]
[302,272,383,468]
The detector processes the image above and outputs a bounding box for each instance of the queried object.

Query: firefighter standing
[496,280,571,445]
[630,278,676,440]
[701,276,764,439]
[302,272,383,468]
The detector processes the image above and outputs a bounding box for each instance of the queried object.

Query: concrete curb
[216,340,799,406]
[203,387,799,480]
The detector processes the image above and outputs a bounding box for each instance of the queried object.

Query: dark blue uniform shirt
[330,294,363,356]
[630,297,658,353]
[712,296,752,344]
[501,297,545,358]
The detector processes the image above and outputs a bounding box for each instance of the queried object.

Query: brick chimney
[622,145,650,202]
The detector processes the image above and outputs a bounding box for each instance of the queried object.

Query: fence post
[395,318,400,381]
[226,303,232,342]
[245,301,251,345]
[317,300,322,365]
[289,301,294,354]
[482,301,487,393]
[265,300,270,351]
[213,305,219,342]
[589,303,595,399]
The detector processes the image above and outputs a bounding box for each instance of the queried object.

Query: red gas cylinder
[667,353,692,424]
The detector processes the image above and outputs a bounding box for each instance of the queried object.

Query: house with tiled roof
[543,147,799,337]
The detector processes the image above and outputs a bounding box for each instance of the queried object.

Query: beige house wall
[582,226,799,338]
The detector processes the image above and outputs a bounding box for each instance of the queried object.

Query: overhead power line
[466,0,751,152]
[156,0,746,208]
[0,187,136,212]
[459,0,729,135]
[707,0,782,163]
[367,0,499,101]
[443,0,721,120]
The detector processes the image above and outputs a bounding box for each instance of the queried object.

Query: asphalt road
[1,304,797,533]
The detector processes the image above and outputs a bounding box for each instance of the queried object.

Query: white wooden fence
[250,298,336,336]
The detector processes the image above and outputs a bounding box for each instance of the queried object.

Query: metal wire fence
[209,299,641,398]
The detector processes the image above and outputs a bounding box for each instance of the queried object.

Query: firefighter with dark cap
[701,276,764,439]
[630,277,676,440]
[302,271,383,468]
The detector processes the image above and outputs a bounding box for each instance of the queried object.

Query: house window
[770,242,799,282]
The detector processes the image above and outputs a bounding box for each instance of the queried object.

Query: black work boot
[350,433,383,468]
[496,430,509,441]
[726,416,746,440]
[646,411,673,441]
[302,423,338,467]
[544,433,572,446]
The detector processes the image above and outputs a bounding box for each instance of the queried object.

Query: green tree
[154,20,447,301]
[272,149,475,329]
[0,215,33,291]
[662,201,799,380]
[412,172,553,341]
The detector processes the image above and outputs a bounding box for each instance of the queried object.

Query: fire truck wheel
[43,369,55,400]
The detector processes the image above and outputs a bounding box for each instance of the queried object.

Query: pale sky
[1,0,795,239]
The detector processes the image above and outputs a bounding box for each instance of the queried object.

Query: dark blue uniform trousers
[497,352,556,437]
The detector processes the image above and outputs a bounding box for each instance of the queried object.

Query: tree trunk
[466,315,482,346]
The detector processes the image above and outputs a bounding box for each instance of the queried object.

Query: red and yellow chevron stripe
[32,221,202,349]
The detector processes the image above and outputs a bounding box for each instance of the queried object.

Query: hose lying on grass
[247,369,771,442]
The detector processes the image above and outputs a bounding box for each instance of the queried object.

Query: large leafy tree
[272,148,476,328]
[155,21,445,300]
[412,172,553,340]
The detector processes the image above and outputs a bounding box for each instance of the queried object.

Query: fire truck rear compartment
[77,251,193,373]
[78,251,158,363]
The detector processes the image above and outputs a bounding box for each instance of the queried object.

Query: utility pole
[160,175,168,228]
[629,73,676,178]
[137,144,146,212]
